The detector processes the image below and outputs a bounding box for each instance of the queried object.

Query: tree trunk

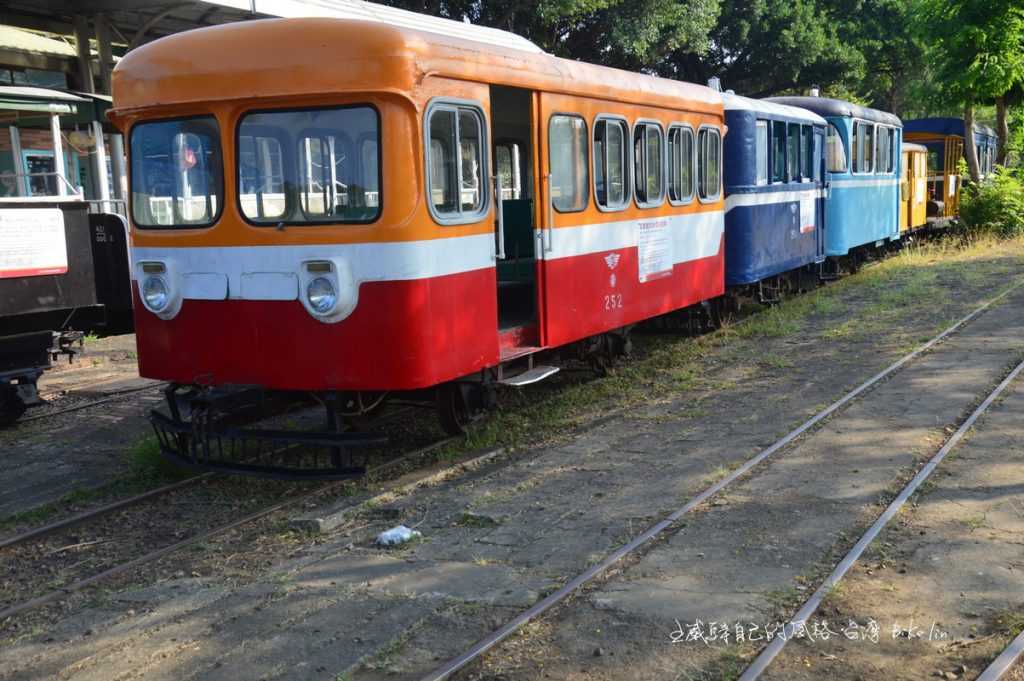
[996,95,1009,166]
[963,104,981,183]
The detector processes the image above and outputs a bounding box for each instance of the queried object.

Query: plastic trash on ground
[375,525,421,546]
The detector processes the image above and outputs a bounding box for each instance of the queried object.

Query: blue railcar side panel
[722,98,827,285]
[821,116,902,256]
[724,196,825,285]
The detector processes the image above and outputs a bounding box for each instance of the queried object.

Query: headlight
[142,276,169,312]
[306,276,337,314]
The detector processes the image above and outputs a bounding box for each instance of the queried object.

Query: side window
[826,122,847,173]
[698,127,721,201]
[593,118,629,210]
[801,125,813,180]
[427,103,487,221]
[888,128,897,173]
[877,126,890,175]
[863,122,875,173]
[549,114,589,213]
[771,121,786,183]
[668,125,695,203]
[852,122,861,172]
[787,122,800,182]
[927,149,940,173]
[495,142,522,200]
[755,120,768,186]
[633,122,664,207]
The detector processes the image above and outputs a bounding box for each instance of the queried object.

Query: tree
[919,0,1024,180]
[660,0,861,97]
[379,0,719,71]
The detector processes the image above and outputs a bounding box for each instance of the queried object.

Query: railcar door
[489,85,540,359]
[814,128,826,262]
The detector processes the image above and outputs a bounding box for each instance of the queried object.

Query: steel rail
[737,356,1024,680]
[976,629,1024,681]
[0,436,457,623]
[1,403,422,551]
[0,473,212,550]
[18,383,164,423]
[419,277,1024,681]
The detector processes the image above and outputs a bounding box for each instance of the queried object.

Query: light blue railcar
[767,96,903,258]
[723,94,827,288]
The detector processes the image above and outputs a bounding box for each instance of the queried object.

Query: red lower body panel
[134,268,500,391]
[541,235,725,347]
[134,238,725,392]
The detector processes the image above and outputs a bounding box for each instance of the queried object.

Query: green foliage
[918,0,1024,104]
[958,167,1024,238]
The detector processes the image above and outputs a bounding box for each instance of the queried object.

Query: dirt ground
[1,239,1024,681]
[0,334,162,517]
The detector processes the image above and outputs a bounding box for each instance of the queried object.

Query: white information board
[0,208,68,279]
[799,195,816,234]
[637,217,672,282]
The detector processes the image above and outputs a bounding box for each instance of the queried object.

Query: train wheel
[436,382,483,435]
[0,385,27,427]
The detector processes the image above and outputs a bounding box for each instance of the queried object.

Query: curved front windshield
[130,116,223,228]
[237,106,381,224]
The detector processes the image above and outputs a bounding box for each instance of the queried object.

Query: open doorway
[490,85,537,351]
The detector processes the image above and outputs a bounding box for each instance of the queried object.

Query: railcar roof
[110,18,722,117]
[765,96,901,127]
[903,117,996,139]
[723,93,825,125]
[903,142,928,153]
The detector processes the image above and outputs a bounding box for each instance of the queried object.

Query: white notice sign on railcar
[800,194,816,234]
[0,208,68,279]
[637,217,672,283]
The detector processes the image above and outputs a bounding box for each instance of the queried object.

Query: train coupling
[149,384,387,480]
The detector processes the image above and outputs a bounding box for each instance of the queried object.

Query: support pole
[92,121,110,211]
[50,113,68,197]
[109,133,127,204]
[8,126,27,197]
[94,14,113,95]
[73,15,95,94]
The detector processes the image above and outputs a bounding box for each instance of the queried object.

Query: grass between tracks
[0,435,188,534]
[441,235,1024,460]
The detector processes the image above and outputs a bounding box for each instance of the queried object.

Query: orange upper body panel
[109,18,722,119]
[111,18,725,249]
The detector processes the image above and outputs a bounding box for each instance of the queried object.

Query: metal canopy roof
[0,84,85,113]
[2,0,541,53]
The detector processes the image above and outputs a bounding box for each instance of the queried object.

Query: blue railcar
[767,96,903,258]
[723,95,827,288]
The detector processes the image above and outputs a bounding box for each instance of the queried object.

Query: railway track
[0,436,457,624]
[418,278,1024,681]
[736,356,1024,681]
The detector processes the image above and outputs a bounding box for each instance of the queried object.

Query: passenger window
[131,116,223,228]
[801,126,814,180]
[237,106,380,225]
[787,122,800,181]
[593,118,629,209]
[888,128,897,173]
[633,122,664,207]
[826,123,847,173]
[698,127,721,200]
[771,121,786,183]
[668,125,695,202]
[852,122,861,172]
[427,103,487,221]
[495,142,522,200]
[550,114,589,212]
[755,121,768,185]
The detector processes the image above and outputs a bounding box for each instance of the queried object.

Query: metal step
[498,365,560,387]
